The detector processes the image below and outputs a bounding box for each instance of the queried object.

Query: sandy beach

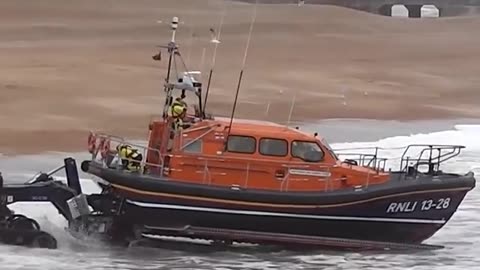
[0,0,480,155]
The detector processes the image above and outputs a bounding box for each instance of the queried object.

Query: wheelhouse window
[321,138,338,160]
[259,138,288,157]
[183,139,202,153]
[292,141,324,162]
[227,135,256,154]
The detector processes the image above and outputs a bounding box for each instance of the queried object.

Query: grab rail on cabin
[280,165,338,192]
[399,144,465,176]
[190,156,337,192]
[170,155,358,192]
[88,132,165,175]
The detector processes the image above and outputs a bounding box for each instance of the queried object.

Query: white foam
[331,124,480,175]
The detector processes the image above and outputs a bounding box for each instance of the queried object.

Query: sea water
[0,119,479,270]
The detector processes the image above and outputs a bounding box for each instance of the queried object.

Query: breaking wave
[331,124,480,175]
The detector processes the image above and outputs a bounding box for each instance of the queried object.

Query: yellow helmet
[116,144,124,152]
[116,144,131,151]
[172,104,185,117]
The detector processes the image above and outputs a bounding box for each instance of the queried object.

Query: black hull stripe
[113,183,471,209]
[126,200,446,224]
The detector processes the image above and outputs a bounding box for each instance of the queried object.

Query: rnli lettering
[386,201,417,213]
[386,197,451,213]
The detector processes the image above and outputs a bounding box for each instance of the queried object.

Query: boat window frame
[291,140,325,162]
[182,138,203,154]
[226,135,257,154]
[259,137,289,157]
[320,138,339,161]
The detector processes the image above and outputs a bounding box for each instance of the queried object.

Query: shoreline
[1,116,479,157]
[1,0,480,156]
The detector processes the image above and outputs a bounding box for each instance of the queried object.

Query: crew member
[178,92,188,107]
[171,97,187,117]
[116,144,143,172]
[173,111,188,131]
[170,95,189,132]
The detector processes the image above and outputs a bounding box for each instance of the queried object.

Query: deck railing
[89,132,165,175]
[333,146,399,172]
[88,133,348,191]
[87,133,466,191]
[333,144,465,176]
[399,144,465,176]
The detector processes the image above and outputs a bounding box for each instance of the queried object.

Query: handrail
[334,149,387,172]
[91,135,444,173]
[180,156,336,192]
[89,132,165,175]
[88,132,466,188]
[399,144,464,174]
[334,144,466,174]
[182,123,220,134]
[181,154,339,167]
[180,126,217,151]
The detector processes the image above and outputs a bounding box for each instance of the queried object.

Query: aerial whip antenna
[203,1,229,117]
[158,16,180,119]
[186,23,196,64]
[226,0,258,137]
[165,16,179,84]
[170,16,178,42]
[287,92,297,126]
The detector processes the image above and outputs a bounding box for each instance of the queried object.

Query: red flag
[152,51,162,61]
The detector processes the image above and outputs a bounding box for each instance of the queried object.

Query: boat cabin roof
[186,117,321,142]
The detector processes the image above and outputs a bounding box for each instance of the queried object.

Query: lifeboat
[80,17,475,247]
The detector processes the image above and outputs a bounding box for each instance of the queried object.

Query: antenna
[203,1,229,117]
[170,16,178,42]
[165,16,179,84]
[186,23,195,64]
[161,16,180,119]
[287,92,297,126]
[199,47,207,82]
[226,0,258,137]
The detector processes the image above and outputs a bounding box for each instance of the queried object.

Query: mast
[155,16,206,122]
[226,0,258,138]
[165,16,178,84]
[161,17,180,119]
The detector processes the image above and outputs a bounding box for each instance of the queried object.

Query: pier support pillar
[378,4,393,16]
[405,5,422,18]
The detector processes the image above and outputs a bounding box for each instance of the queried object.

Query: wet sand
[1,0,480,155]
